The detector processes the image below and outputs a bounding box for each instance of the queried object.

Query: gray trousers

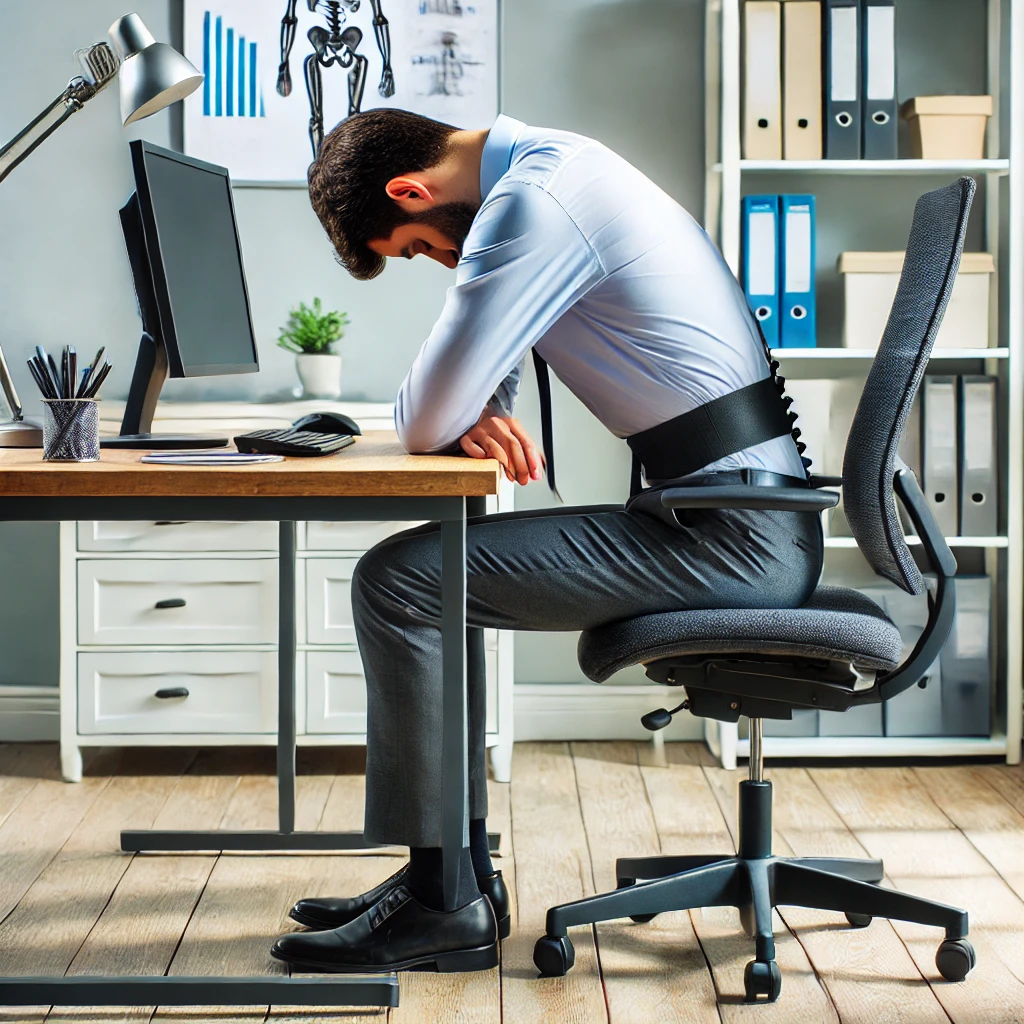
[352,492,824,847]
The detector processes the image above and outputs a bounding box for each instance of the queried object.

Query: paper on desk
[141,452,284,465]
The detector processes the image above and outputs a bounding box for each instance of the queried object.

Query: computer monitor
[104,140,259,449]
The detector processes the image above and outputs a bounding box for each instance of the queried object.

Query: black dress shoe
[272,887,498,974]
[289,865,409,930]
[291,867,512,939]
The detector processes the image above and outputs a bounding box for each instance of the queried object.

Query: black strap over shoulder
[626,376,794,484]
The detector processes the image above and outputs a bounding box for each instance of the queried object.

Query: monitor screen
[133,143,258,377]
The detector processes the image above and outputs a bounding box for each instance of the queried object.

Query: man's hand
[460,410,544,485]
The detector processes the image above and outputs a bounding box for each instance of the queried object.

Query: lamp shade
[108,13,203,125]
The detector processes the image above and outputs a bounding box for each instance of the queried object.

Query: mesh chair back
[842,177,975,594]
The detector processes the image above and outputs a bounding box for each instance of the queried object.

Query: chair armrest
[808,475,843,489]
[660,485,840,513]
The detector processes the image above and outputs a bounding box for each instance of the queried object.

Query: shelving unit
[702,0,1023,768]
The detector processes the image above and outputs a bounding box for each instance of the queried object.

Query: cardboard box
[901,95,993,160]
[839,251,994,350]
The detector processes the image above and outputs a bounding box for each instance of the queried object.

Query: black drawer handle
[154,598,186,610]
[153,521,187,527]
[155,687,189,699]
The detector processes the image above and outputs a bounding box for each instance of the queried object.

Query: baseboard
[513,683,702,742]
[0,686,59,741]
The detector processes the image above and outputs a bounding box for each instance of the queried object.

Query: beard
[412,200,478,256]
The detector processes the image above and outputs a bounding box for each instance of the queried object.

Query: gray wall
[0,0,705,687]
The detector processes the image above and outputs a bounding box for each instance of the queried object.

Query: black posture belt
[625,376,794,483]
[531,350,800,499]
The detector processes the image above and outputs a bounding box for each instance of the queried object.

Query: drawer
[78,651,277,735]
[305,558,359,645]
[305,649,498,735]
[304,521,425,552]
[78,559,277,646]
[78,521,278,552]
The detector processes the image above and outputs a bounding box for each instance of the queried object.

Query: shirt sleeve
[486,358,525,418]
[395,183,604,453]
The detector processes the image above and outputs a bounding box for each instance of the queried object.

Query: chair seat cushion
[578,586,903,684]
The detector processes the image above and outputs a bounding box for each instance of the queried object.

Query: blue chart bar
[215,15,223,116]
[203,11,211,115]
[238,35,246,116]
[226,28,234,116]
[250,41,258,118]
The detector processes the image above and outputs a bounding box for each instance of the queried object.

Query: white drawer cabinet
[58,403,515,788]
[305,521,424,551]
[78,520,278,552]
[78,651,277,735]
[305,558,359,645]
[77,559,278,646]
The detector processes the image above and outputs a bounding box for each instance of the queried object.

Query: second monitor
[104,140,260,449]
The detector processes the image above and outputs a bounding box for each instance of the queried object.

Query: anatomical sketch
[277,0,395,155]
[412,30,480,97]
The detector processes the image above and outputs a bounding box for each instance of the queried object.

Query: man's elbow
[396,414,459,455]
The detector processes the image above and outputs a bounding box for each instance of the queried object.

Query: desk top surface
[0,432,500,499]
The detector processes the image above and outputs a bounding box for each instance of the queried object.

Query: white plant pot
[296,353,342,399]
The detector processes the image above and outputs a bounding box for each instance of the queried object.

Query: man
[271,109,823,974]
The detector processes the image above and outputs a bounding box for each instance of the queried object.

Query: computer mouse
[292,412,362,436]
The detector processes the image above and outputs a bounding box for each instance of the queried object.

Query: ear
[385,176,436,208]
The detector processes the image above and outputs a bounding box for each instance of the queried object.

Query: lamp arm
[0,43,119,186]
[0,83,93,185]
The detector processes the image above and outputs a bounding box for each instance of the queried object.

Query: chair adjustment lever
[641,699,690,732]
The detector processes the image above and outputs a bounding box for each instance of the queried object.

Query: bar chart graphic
[202,11,265,118]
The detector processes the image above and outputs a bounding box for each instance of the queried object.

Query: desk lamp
[0,13,203,446]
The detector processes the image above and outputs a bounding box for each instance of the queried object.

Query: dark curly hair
[307,109,459,280]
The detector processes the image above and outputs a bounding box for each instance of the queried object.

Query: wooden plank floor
[0,742,1022,1023]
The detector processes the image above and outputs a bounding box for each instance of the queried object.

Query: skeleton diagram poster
[183,0,499,184]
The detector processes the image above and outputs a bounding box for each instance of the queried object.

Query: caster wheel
[617,877,657,923]
[936,938,976,982]
[534,934,575,977]
[845,912,872,928]
[739,904,756,938]
[743,959,782,1003]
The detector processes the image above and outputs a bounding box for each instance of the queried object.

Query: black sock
[407,846,480,911]
[469,818,494,878]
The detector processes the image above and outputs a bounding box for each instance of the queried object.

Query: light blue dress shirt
[395,115,805,480]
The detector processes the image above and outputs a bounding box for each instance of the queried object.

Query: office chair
[532,177,978,1002]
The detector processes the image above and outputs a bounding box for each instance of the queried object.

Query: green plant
[277,298,350,355]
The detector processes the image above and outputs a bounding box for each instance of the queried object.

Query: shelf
[713,159,1011,176]
[824,535,1008,549]
[775,347,1007,360]
[735,734,1007,759]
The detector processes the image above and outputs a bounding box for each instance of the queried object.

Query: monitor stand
[100,332,228,450]
[101,195,227,451]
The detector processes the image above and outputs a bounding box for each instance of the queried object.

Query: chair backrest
[842,177,975,595]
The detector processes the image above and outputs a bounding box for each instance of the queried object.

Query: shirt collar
[479,114,526,199]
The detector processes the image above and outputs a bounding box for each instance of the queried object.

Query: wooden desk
[0,434,499,1011]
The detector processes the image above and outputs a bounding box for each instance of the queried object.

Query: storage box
[839,251,994,350]
[900,95,993,160]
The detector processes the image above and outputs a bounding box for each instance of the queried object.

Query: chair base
[533,781,975,1002]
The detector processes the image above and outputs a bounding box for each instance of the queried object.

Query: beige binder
[744,1,783,160]
[782,1,822,159]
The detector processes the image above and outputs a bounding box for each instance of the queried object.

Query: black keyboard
[234,428,357,457]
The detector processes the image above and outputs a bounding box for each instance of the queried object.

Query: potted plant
[278,298,350,399]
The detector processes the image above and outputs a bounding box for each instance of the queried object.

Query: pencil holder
[42,399,100,462]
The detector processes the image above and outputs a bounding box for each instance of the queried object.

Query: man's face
[368,201,478,271]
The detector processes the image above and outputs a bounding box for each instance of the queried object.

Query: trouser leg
[354,503,823,848]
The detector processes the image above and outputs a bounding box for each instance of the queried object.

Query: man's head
[307,108,483,280]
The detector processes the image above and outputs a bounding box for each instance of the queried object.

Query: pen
[77,347,105,398]
[67,347,76,401]
[82,361,111,399]
[26,358,56,399]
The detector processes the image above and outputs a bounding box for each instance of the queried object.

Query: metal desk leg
[278,520,297,834]
[441,499,469,911]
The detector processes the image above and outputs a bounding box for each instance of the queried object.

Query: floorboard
[0,742,1021,1024]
